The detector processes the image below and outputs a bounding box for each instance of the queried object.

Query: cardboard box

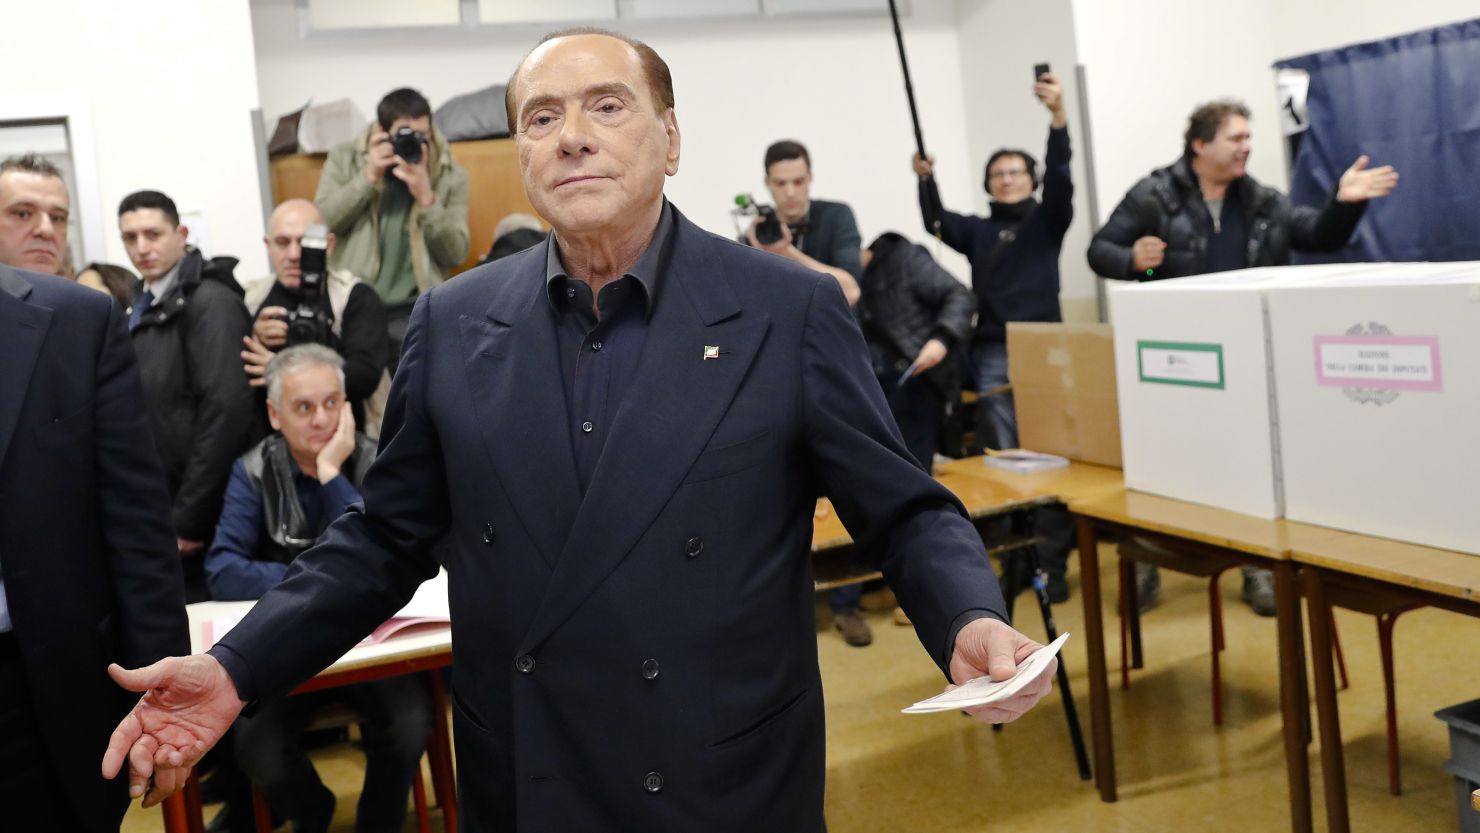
[1007,322,1122,468]
[1106,264,1383,518]
[1267,264,1480,553]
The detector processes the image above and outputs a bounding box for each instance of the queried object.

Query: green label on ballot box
[1137,340,1225,389]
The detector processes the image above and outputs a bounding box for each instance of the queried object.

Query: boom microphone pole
[887,0,943,237]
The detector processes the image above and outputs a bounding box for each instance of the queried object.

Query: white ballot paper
[902,632,1070,714]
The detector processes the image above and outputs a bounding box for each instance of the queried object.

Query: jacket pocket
[682,430,769,485]
[708,687,810,749]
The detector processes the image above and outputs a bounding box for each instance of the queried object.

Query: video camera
[285,223,337,348]
[733,193,786,245]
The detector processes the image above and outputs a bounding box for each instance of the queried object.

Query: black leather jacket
[1088,156,1366,280]
[857,232,975,396]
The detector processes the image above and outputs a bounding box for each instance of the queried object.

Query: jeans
[970,339,1018,451]
[234,675,434,833]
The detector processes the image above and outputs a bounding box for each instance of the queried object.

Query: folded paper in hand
[902,632,1069,714]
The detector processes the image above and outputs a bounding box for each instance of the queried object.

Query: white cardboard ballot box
[1266,263,1480,553]
[1107,264,1384,519]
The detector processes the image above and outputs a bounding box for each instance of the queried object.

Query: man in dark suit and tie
[0,264,188,830]
[104,29,1055,831]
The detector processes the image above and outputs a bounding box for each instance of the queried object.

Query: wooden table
[161,603,456,833]
[810,466,1052,589]
[1287,524,1480,833]
[936,456,1126,507]
[1069,490,1313,833]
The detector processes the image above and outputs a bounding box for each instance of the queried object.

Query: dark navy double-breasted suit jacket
[219,207,1009,832]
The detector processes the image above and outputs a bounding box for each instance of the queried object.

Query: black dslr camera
[734,193,785,245]
[390,126,427,164]
[285,224,337,348]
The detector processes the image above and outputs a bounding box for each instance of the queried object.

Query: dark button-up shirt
[545,202,675,492]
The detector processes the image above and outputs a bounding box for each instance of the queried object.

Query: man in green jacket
[315,87,470,370]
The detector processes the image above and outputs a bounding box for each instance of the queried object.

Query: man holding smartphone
[910,67,1078,603]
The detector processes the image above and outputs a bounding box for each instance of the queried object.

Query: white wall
[952,0,1097,319]
[1271,1,1479,59]
[250,0,979,279]
[5,0,268,277]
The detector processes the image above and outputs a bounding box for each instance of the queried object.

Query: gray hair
[493,212,543,242]
[265,344,346,406]
[0,153,64,180]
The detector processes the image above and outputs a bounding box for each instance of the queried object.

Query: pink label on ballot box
[1313,335,1443,392]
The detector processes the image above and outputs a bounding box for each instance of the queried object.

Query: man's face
[1193,115,1252,181]
[267,364,344,460]
[265,205,334,290]
[120,208,189,281]
[512,34,681,238]
[765,158,812,225]
[0,171,70,274]
[987,154,1034,203]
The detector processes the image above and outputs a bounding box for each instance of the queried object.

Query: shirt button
[641,659,660,681]
[643,771,664,793]
[591,341,603,351]
[482,524,495,545]
[685,536,704,558]
[515,654,536,674]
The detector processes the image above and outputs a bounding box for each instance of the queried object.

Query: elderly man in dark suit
[104,29,1055,831]
[0,264,188,830]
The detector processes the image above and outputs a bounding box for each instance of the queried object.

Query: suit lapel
[0,269,50,476]
[458,249,581,567]
[520,215,770,651]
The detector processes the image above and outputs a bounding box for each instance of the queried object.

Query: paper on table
[198,570,451,651]
[902,632,1069,714]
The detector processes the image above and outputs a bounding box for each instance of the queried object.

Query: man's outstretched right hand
[101,655,245,807]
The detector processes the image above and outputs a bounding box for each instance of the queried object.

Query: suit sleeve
[92,298,189,666]
[799,276,1007,675]
[173,285,259,541]
[213,292,446,701]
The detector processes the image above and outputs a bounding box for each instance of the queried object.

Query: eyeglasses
[988,168,1030,181]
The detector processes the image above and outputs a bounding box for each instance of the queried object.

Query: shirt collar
[545,200,673,318]
[142,259,183,306]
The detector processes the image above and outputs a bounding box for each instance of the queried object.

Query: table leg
[1273,561,1312,833]
[427,670,458,833]
[1304,565,1349,833]
[1077,515,1116,802]
[161,792,189,833]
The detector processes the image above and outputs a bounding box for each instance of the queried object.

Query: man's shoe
[1045,572,1070,604]
[1134,562,1161,613]
[834,610,873,647]
[1241,567,1277,618]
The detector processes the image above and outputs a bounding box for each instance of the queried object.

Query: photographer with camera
[241,199,389,434]
[743,140,861,306]
[315,88,469,371]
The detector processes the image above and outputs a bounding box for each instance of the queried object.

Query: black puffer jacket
[1088,156,1366,280]
[857,232,975,396]
[129,249,262,541]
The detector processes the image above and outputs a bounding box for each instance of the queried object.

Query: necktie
[128,288,154,332]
